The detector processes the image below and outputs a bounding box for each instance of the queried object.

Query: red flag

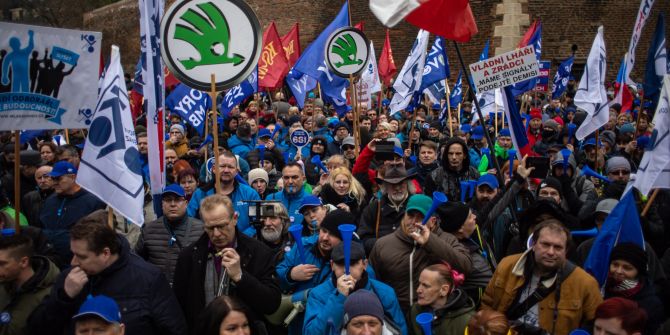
[517,20,539,48]
[129,90,143,124]
[281,23,301,67]
[164,67,180,89]
[259,22,290,89]
[378,29,397,86]
[614,82,634,114]
[354,21,365,31]
[404,0,477,43]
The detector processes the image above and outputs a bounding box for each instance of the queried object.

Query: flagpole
[452,41,505,186]
[495,103,499,137]
[64,129,70,144]
[457,102,462,125]
[13,131,21,233]
[595,129,600,173]
[641,189,660,217]
[445,79,453,137]
[204,111,209,163]
[210,74,222,194]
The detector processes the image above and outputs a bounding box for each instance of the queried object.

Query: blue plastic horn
[481,147,491,169]
[560,149,572,174]
[571,227,598,237]
[338,224,357,275]
[468,180,477,199]
[235,174,249,185]
[270,125,282,140]
[508,149,517,178]
[288,224,307,264]
[422,192,448,225]
[569,329,590,335]
[415,312,433,335]
[567,123,577,140]
[409,155,417,165]
[580,165,611,183]
[459,181,469,203]
[311,155,329,174]
[258,144,266,167]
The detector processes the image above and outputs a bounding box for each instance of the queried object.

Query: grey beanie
[606,156,631,174]
[343,290,384,325]
[248,168,269,185]
[170,124,185,135]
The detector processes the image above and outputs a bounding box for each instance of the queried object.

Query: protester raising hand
[516,155,535,179]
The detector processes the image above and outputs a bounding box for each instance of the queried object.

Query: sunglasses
[342,145,355,150]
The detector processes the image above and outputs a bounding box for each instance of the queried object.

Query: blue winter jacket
[228,135,255,160]
[302,275,408,335]
[186,181,261,237]
[266,186,310,226]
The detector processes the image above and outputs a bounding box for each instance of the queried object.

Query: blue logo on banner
[290,128,310,148]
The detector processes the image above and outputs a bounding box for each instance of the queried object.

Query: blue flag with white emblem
[220,68,258,117]
[165,84,211,136]
[293,1,350,114]
[450,71,463,106]
[551,56,574,99]
[419,37,449,93]
[286,70,317,109]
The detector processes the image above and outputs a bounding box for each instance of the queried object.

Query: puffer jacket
[409,289,476,335]
[369,227,472,314]
[227,134,256,159]
[134,215,204,285]
[303,273,408,335]
[481,250,603,335]
[165,138,190,157]
[0,256,59,335]
[425,138,480,202]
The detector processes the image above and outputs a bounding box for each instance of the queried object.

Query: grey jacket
[135,215,204,285]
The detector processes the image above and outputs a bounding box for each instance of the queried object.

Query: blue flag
[165,84,211,136]
[286,70,317,109]
[293,1,350,113]
[551,56,574,99]
[132,57,144,95]
[584,190,645,287]
[19,130,46,145]
[450,71,463,106]
[643,12,668,112]
[510,23,542,96]
[480,39,490,61]
[220,68,258,117]
[419,37,449,93]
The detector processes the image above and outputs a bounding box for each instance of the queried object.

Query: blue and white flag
[165,84,211,136]
[390,29,430,116]
[77,46,145,226]
[575,26,608,140]
[643,13,668,111]
[286,70,317,109]
[472,40,491,113]
[293,1,349,114]
[625,0,656,86]
[424,81,445,105]
[551,56,574,99]
[584,189,645,287]
[634,75,670,196]
[419,37,449,93]
[221,68,258,117]
[450,71,463,106]
[510,22,542,96]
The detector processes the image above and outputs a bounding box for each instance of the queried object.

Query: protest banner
[533,61,551,92]
[0,22,101,131]
[468,45,539,94]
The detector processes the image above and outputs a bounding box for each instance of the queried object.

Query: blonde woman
[315,167,367,219]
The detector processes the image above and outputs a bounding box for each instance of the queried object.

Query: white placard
[469,45,539,93]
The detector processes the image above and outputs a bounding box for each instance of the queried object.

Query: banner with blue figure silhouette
[0,22,102,130]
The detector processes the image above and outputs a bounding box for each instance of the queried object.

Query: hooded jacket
[28,236,186,335]
[0,256,59,335]
[426,138,480,202]
[409,289,476,335]
[227,134,256,160]
[369,227,472,314]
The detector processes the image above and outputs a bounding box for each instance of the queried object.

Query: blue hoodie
[266,186,310,225]
[227,135,256,160]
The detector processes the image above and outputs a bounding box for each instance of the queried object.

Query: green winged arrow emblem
[174,2,245,70]
[331,34,363,68]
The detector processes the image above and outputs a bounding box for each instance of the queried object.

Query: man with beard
[414,140,439,184]
[425,137,480,203]
[358,166,414,254]
[275,209,355,335]
[257,202,292,262]
[136,132,150,183]
[187,151,261,237]
[22,164,54,227]
[135,184,204,286]
[481,220,602,335]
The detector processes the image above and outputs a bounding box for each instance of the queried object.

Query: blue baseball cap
[258,128,272,138]
[73,295,121,324]
[299,195,323,213]
[499,128,511,137]
[162,184,185,198]
[583,138,603,147]
[393,146,404,158]
[477,174,499,189]
[432,103,441,110]
[48,161,77,177]
[461,124,472,133]
[471,126,484,140]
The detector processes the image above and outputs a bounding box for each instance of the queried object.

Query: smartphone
[526,156,550,179]
[375,140,395,161]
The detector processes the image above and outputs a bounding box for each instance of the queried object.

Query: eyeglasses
[608,169,630,176]
[204,221,233,233]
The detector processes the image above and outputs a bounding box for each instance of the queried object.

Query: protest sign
[533,61,551,92]
[0,22,101,130]
[469,45,539,93]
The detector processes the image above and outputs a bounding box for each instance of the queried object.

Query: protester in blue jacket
[302,242,408,335]
[266,162,311,225]
[276,209,355,335]
[187,151,260,237]
[227,122,256,160]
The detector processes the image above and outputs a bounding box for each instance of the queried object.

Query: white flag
[575,26,608,140]
[370,0,421,27]
[471,89,502,125]
[389,29,429,116]
[355,41,381,109]
[624,0,655,86]
[77,46,145,226]
[634,75,670,196]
